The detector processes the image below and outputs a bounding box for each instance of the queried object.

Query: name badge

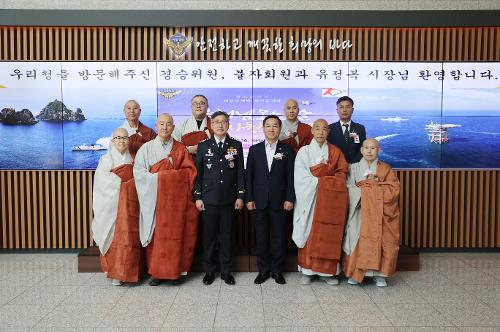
[349,132,360,144]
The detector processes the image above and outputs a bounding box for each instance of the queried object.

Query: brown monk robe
[146,141,199,279]
[343,138,400,286]
[128,122,157,158]
[92,127,142,286]
[180,119,213,150]
[293,119,349,285]
[100,164,143,282]
[135,114,199,286]
[296,143,349,274]
[172,95,213,157]
[281,122,313,154]
[279,99,313,154]
[121,99,157,158]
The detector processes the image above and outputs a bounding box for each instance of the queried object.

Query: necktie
[343,123,349,142]
[217,141,223,153]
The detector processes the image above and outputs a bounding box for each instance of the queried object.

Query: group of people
[92,95,400,288]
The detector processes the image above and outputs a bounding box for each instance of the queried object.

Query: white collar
[215,136,226,145]
[265,139,278,148]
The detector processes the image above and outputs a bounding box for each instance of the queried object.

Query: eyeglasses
[112,136,129,141]
[212,120,228,126]
[192,101,207,107]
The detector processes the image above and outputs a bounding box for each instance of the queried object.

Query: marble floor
[0,252,499,331]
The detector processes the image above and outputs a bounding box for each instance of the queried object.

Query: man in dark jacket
[327,96,366,164]
[246,115,295,285]
[194,111,245,286]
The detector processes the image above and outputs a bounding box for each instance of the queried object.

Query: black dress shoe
[203,272,215,285]
[169,278,183,285]
[148,278,161,286]
[221,273,236,285]
[254,272,270,284]
[272,272,286,284]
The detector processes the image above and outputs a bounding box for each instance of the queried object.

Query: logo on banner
[321,88,343,97]
[164,32,193,58]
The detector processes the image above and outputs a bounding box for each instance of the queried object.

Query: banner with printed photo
[0,60,499,170]
[0,62,64,169]
[348,62,445,168]
[441,62,500,168]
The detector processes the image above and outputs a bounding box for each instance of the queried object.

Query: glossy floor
[0,252,499,331]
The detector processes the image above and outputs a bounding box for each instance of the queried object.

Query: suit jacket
[194,136,245,206]
[327,120,366,164]
[245,140,295,210]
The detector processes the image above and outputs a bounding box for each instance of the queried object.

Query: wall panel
[0,26,499,250]
[1,170,499,249]
[0,27,498,62]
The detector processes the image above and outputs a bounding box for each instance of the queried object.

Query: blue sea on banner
[63,116,157,169]
[358,115,500,169]
[0,116,157,170]
[1,114,500,169]
[0,120,64,169]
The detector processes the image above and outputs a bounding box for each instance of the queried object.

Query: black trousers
[254,206,287,274]
[202,204,233,275]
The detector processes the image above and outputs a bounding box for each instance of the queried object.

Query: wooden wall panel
[0,26,499,250]
[1,171,94,249]
[0,27,498,61]
[1,169,499,249]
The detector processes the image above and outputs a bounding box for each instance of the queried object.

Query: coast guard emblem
[164,32,193,58]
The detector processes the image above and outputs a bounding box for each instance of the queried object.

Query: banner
[0,61,499,169]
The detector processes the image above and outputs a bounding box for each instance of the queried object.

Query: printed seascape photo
[1,61,499,170]
[349,87,443,168]
[440,62,500,168]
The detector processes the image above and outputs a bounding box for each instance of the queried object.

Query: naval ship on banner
[426,121,461,144]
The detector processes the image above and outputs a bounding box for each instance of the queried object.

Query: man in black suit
[194,111,245,286]
[327,96,366,164]
[246,115,295,285]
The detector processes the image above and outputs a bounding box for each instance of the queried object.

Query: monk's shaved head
[363,138,380,149]
[157,112,174,124]
[283,99,300,122]
[112,127,128,138]
[311,118,329,145]
[156,113,175,142]
[284,98,299,108]
[111,127,129,154]
[123,99,141,125]
[312,118,329,128]
[361,137,380,162]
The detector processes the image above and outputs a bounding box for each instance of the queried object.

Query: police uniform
[194,135,245,275]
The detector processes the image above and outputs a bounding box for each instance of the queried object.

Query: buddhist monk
[343,138,400,287]
[292,119,349,285]
[172,94,213,156]
[134,113,198,286]
[279,99,313,154]
[120,99,156,158]
[92,127,142,286]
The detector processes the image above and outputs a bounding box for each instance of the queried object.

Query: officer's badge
[229,161,235,168]
[206,148,213,157]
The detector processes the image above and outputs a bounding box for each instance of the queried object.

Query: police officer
[195,111,245,285]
